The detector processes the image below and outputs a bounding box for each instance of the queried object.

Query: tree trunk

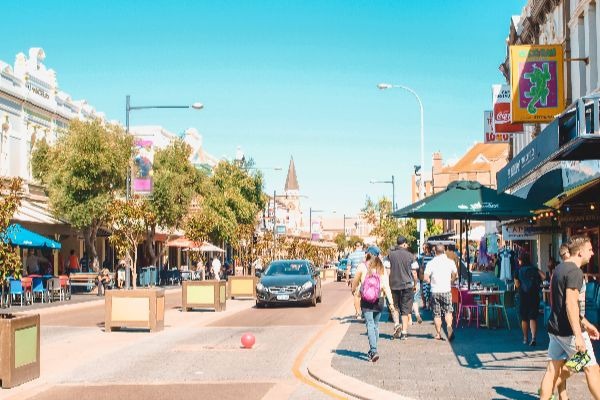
[145,225,158,267]
[82,224,99,262]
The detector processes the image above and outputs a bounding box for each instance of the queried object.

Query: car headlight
[256,283,265,292]
[301,281,313,291]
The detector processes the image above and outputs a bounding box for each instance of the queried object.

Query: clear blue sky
[1,0,524,217]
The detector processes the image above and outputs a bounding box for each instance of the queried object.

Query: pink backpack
[361,270,381,303]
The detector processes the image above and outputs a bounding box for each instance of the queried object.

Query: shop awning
[12,199,65,225]
[1,223,62,249]
[166,237,224,253]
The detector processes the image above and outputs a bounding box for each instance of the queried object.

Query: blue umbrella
[1,223,61,249]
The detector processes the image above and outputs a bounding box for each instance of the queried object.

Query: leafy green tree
[144,139,200,266]
[362,196,417,253]
[106,198,147,288]
[31,119,132,261]
[0,178,23,284]
[333,232,347,254]
[185,160,266,257]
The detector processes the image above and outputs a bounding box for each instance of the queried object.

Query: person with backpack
[515,253,545,346]
[351,246,396,362]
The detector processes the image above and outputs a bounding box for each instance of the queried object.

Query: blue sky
[1,0,524,217]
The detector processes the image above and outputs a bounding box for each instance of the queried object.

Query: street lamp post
[125,94,204,200]
[377,83,425,248]
[369,175,396,211]
[124,95,203,288]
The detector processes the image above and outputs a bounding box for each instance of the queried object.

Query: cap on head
[366,246,381,257]
[397,235,407,245]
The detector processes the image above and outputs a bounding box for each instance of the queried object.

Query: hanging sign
[510,44,565,123]
[492,84,523,133]
[484,110,510,143]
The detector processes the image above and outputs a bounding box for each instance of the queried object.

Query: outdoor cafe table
[467,289,505,328]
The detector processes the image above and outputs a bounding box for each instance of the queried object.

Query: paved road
[6,281,353,400]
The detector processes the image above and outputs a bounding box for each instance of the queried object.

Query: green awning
[392,180,546,221]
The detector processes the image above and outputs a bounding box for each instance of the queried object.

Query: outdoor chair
[451,287,460,325]
[32,277,48,303]
[586,286,600,326]
[48,277,64,302]
[585,281,599,310]
[487,290,515,329]
[457,290,482,328]
[8,278,25,306]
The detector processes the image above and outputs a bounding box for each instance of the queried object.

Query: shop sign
[560,213,600,224]
[510,44,565,123]
[502,225,536,240]
[497,117,560,192]
[484,110,510,143]
[25,82,50,100]
[492,84,523,133]
[276,225,286,235]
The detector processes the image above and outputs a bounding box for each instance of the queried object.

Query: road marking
[291,297,352,400]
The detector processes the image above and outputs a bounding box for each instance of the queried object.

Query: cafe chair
[8,278,25,306]
[487,290,515,329]
[457,290,481,328]
[32,277,48,303]
[48,277,65,302]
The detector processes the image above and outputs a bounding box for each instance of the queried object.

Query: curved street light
[377,82,425,248]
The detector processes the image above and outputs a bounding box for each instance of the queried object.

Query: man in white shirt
[424,244,458,341]
[211,257,222,280]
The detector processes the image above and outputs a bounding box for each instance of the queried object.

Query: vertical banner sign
[492,84,524,133]
[484,110,510,143]
[133,138,154,194]
[510,44,564,123]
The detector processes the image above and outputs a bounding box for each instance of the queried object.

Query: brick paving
[331,273,596,400]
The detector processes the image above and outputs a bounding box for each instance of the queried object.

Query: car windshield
[264,262,309,276]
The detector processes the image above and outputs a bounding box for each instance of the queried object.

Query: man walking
[347,242,366,319]
[539,235,600,399]
[389,235,417,340]
[424,244,457,341]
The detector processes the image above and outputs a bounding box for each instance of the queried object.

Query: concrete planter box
[105,288,165,332]
[321,269,336,280]
[0,313,40,388]
[227,276,256,299]
[182,280,226,312]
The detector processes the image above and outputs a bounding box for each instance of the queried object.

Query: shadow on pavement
[492,386,538,400]
[332,348,369,361]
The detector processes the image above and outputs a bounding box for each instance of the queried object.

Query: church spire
[284,156,299,192]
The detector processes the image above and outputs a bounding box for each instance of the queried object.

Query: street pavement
[2,274,598,400]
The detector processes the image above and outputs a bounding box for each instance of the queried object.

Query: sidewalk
[315,273,596,400]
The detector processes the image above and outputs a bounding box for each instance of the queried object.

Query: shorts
[392,288,414,316]
[432,292,453,318]
[519,292,540,321]
[548,332,598,367]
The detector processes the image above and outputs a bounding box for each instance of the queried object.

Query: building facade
[497,0,600,275]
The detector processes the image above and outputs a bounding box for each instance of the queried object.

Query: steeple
[284,156,299,192]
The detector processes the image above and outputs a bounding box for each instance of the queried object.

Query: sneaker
[368,351,379,362]
[529,339,536,347]
[393,324,402,339]
[400,332,408,341]
[417,316,422,324]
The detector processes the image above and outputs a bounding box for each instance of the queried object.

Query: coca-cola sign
[492,84,524,133]
[484,110,510,143]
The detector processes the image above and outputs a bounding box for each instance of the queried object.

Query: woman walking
[351,248,396,362]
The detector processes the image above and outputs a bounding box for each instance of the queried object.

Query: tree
[185,160,266,266]
[333,233,347,254]
[362,196,417,253]
[106,198,147,288]
[31,119,132,261]
[0,178,23,283]
[143,139,199,266]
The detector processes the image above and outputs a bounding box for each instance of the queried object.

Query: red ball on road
[241,332,255,349]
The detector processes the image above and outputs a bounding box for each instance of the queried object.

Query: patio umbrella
[1,223,61,249]
[392,180,546,288]
[166,237,225,253]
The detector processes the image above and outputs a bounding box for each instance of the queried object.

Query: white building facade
[0,48,105,183]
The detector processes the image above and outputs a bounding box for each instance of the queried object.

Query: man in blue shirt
[347,242,365,319]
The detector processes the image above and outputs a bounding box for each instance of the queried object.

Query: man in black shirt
[539,235,600,399]
[389,235,418,341]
